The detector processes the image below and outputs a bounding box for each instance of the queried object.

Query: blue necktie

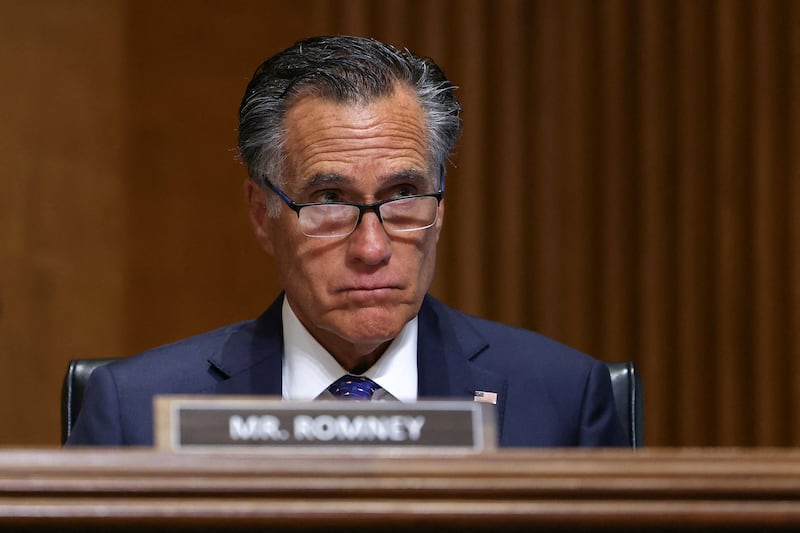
[328,375,382,400]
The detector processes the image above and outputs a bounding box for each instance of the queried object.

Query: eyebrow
[304,169,429,189]
[307,172,346,187]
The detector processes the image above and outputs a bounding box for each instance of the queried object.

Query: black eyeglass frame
[264,168,446,237]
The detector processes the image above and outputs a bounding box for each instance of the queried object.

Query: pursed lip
[337,281,403,296]
[341,285,400,293]
[337,275,403,292]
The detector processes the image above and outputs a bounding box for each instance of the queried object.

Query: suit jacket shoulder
[66,298,285,446]
[420,295,628,447]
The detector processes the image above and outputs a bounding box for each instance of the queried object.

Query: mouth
[344,285,399,294]
[339,284,402,302]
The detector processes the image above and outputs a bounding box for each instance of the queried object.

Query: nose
[346,211,392,266]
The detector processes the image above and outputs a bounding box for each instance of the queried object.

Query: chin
[335,307,411,343]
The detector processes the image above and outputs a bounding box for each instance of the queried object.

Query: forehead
[281,87,431,184]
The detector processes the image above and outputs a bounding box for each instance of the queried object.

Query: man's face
[248,86,444,363]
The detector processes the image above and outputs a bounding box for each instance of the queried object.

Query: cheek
[267,213,313,258]
[414,235,440,285]
[276,237,335,289]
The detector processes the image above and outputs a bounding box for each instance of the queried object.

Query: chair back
[61,358,116,444]
[606,361,644,448]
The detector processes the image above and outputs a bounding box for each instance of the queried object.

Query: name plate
[154,396,495,453]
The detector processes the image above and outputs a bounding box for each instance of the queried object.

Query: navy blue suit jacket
[66,294,627,447]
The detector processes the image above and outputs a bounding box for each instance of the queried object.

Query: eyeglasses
[266,180,444,239]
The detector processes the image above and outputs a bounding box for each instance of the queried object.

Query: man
[67,35,627,447]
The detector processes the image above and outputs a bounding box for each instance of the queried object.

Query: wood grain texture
[0,0,797,447]
[1,448,800,531]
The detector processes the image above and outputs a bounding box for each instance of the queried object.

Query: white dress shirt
[280,297,418,402]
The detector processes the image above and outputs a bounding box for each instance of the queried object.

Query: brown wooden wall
[1,0,797,447]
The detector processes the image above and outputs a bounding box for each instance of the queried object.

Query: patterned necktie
[328,374,382,400]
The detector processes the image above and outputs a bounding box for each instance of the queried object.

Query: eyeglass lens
[299,196,438,238]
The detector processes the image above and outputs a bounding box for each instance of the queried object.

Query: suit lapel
[417,296,508,437]
[417,296,507,398]
[207,295,284,396]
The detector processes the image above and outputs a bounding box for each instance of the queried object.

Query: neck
[282,297,395,374]
[330,341,391,374]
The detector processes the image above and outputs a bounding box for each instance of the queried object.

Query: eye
[310,189,343,203]
[391,184,417,198]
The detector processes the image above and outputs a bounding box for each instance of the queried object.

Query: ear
[433,198,445,243]
[244,179,275,256]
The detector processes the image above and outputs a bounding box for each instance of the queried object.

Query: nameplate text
[154,396,495,453]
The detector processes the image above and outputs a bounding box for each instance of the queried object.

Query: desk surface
[1,447,799,531]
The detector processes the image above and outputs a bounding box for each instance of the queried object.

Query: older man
[67,36,627,447]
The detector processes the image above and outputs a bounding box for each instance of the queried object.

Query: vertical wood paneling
[675,0,715,445]
[121,0,290,353]
[491,0,526,327]
[790,0,800,446]
[560,1,594,351]
[715,0,754,445]
[0,0,128,445]
[529,0,565,339]
[637,0,677,445]
[437,0,489,317]
[338,0,371,34]
[751,0,789,446]
[374,0,409,44]
[2,0,799,446]
[598,0,636,368]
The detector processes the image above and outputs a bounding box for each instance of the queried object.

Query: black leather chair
[62,358,643,447]
[61,358,116,444]
[605,361,644,448]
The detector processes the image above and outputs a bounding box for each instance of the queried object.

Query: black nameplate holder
[154,396,496,453]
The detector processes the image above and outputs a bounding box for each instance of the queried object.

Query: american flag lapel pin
[473,390,497,405]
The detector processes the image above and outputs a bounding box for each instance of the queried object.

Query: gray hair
[237,35,461,213]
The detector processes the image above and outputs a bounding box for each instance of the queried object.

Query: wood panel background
[0,0,797,447]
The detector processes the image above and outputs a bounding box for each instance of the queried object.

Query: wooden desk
[0,448,799,531]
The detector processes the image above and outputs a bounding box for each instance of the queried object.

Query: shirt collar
[281,297,418,401]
